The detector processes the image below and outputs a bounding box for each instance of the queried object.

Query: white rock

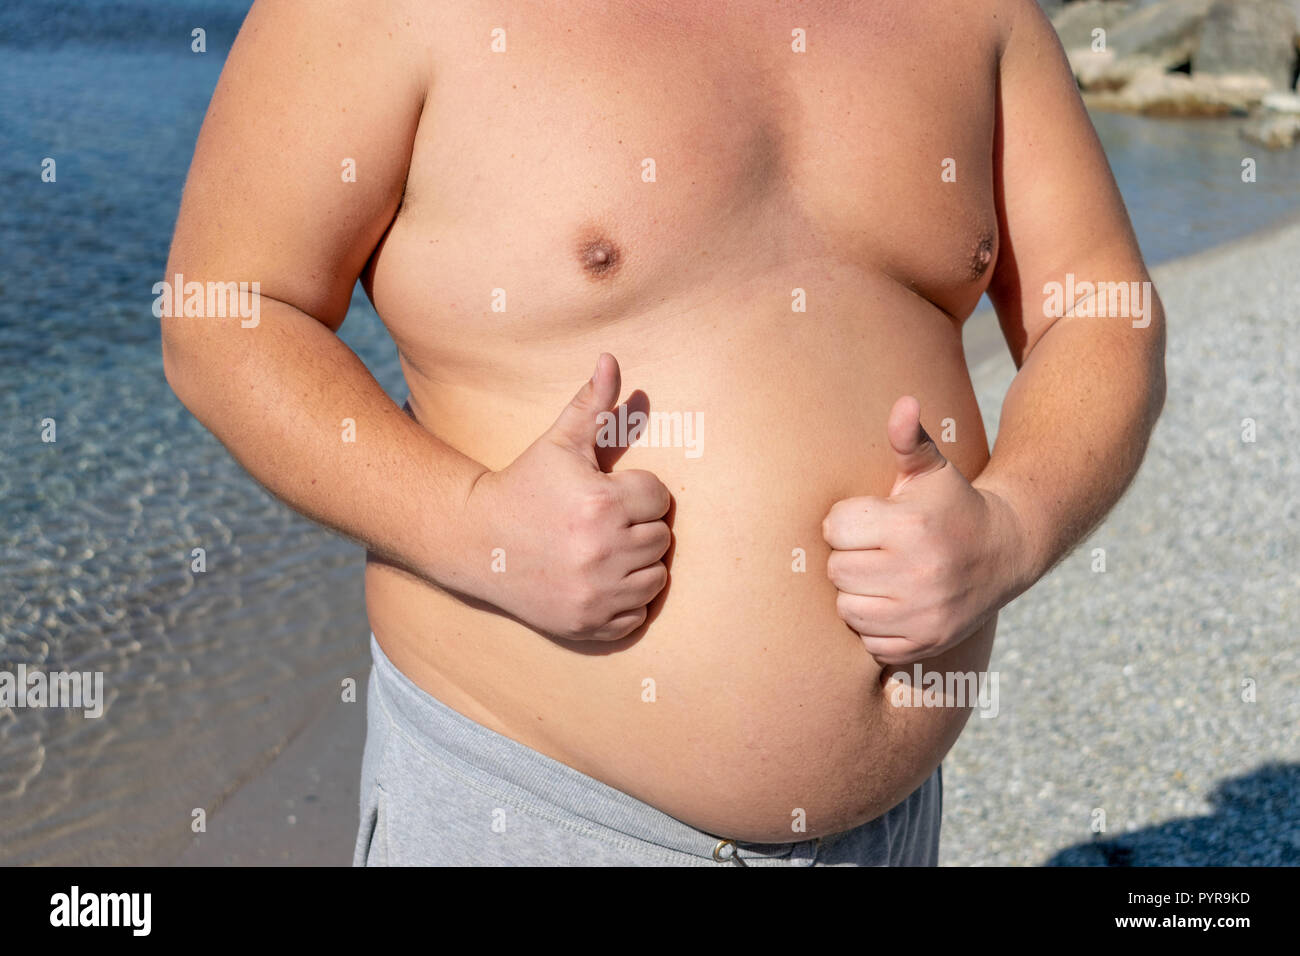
[1262,91,1300,113]
[1241,112,1300,147]
[1086,67,1274,115]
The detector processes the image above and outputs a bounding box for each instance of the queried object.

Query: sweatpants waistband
[366,633,829,864]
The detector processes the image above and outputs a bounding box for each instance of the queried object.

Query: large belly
[365,274,996,842]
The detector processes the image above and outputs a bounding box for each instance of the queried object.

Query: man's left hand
[822,395,1028,666]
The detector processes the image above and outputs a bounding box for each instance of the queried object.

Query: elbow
[1148,357,1168,431]
[1145,289,1169,424]
[160,325,205,414]
[160,330,187,402]
[1152,350,1168,418]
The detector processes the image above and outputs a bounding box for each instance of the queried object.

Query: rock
[1086,67,1274,114]
[1282,1,1300,40]
[1241,111,1300,145]
[1193,0,1299,91]
[1071,0,1215,90]
[1262,90,1300,111]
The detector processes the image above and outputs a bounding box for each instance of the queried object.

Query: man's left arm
[977,0,1167,594]
[824,0,1166,665]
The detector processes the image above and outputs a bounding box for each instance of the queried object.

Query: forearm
[971,308,1167,595]
[161,294,490,596]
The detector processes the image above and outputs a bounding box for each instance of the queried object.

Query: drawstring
[713,836,824,866]
[712,839,748,866]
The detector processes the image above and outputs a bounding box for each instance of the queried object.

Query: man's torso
[363,0,1003,842]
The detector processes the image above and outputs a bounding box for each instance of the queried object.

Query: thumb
[886,395,947,492]
[546,353,621,466]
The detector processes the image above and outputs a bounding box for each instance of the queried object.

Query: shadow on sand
[1046,762,1300,866]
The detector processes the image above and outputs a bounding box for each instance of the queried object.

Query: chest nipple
[970,233,995,279]
[578,233,622,279]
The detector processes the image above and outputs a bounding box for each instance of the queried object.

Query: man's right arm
[162,0,670,640]
[161,0,492,593]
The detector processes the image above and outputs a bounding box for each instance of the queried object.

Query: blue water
[2,0,1299,863]
[1089,109,1300,261]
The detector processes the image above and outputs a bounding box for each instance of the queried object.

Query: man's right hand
[465,353,672,641]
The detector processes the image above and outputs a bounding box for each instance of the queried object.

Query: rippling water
[3,1,1300,864]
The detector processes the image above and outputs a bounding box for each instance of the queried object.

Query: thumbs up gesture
[465,353,672,642]
[822,396,1026,665]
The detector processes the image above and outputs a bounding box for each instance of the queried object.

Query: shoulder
[990,0,1067,64]
[233,0,433,85]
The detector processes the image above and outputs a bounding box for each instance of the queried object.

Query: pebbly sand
[173,217,1300,865]
[943,213,1300,866]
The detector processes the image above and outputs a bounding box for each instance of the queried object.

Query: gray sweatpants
[354,634,942,866]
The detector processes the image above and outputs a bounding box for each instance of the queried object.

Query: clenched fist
[823,395,1026,665]
[466,353,672,641]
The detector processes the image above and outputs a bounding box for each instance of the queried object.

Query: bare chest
[369,0,1002,350]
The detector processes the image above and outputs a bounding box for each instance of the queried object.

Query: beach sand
[174,662,367,865]
[171,218,1300,864]
[947,214,1300,865]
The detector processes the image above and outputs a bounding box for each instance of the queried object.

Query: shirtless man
[161,0,1165,866]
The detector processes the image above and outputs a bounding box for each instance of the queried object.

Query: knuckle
[570,534,613,573]
[915,559,942,584]
[647,476,671,509]
[925,551,957,584]
[835,590,857,622]
[615,608,649,640]
[826,552,845,587]
[584,540,614,571]
[567,614,601,640]
[578,485,617,523]
[567,584,604,625]
[598,607,645,642]
[558,616,590,640]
